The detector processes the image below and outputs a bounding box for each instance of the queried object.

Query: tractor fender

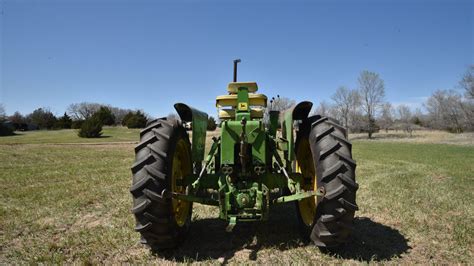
[281,101,313,161]
[174,103,208,163]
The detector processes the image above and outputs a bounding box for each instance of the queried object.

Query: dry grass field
[0,128,472,264]
[350,129,474,146]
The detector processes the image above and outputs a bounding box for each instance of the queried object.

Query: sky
[1,0,473,118]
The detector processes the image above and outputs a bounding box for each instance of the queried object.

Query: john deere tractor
[130,60,358,249]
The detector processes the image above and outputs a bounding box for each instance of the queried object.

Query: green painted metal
[173,81,315,229]
[282,110,295,161]
[236,87,251,121]
[174,103,208,163]
[268,111,279,137]
[274,190,321,203]
[280,101,313,161]
[220,120,265,165]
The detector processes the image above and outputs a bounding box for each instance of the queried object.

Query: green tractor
[130,60,358,249]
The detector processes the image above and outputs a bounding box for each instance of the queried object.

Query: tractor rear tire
[130,118,193,250]
[295,115,358,248]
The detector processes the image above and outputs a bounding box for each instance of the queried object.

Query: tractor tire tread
[153,129,171,140]
[135,135,159,153]
[336,151,357,169]
[135,222,153,232]
[296,115,357,247]
[324,184,346,200]
[143,188,167,204]
[321,161,348,183]
[311,117,329,129]
[130,175,155,196]
[140,122,162,137]
[337,173,359,191]
[132,199,151,214]
[319,142,342,161]
[338,198,359,211]
[130,118,192,250]
[144,165,166,181]
[131,154,156,174]
[316,127,335,143]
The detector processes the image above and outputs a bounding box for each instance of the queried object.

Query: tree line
[3,103,148,130]
[315,65,473,138]
[0,102,219,137]
[0,103,149,137]
[1,65,472,137]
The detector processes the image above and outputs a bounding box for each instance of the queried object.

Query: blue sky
[1,0,473,118]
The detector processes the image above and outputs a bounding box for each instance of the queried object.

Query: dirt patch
[431,173,451,182]
[70,213,112,232]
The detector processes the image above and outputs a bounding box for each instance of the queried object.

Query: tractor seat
[227,82,258,94]
[216,94,267,108]
[218,108,264,119]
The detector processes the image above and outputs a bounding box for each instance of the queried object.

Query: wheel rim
[171,138,192,227]
[296,138,317,227]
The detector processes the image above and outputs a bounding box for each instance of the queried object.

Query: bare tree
[460,65,474,99]
[459,100,474,131]
[425,90,464,133]
[348,92,363,132]
[315,100,331,117]
[397,104,413,135]
[67,102,102,120]
[0,104,5,120]
[268,95,295,111]
[67,102,133,125]
[331,86,360,130]
[358,70,386,138]
[411,108,425,127]
[110,107,133,125]
[265,95,296,126]
[378,102,394,132]
[458,66,474,130]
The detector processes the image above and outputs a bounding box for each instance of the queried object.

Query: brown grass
[350,129,474,146]
[0,128,472,264]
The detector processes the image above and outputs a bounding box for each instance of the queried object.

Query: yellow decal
[239,102,248,111]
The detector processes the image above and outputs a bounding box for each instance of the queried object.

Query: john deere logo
[239,103,248,111]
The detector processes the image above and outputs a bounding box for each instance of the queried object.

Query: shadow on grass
[81,135,112,139]
[327,217,411,261]
[0,132,23,137]
[154,203,303,262]
[153,205,409,263]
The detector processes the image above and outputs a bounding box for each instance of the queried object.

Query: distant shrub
[0,122,14,136]
[207,116,217,131]
[78,116,103,138]
[55,112,73,129]
[71,120,84,129]
[122,112,134,126]
[124,111,147,128]
[27,108,57,130]
[94,106,115,126]
[9,111,27,130]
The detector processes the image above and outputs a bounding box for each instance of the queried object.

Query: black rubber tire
[130,118,192,250]
[295,115,358,248]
